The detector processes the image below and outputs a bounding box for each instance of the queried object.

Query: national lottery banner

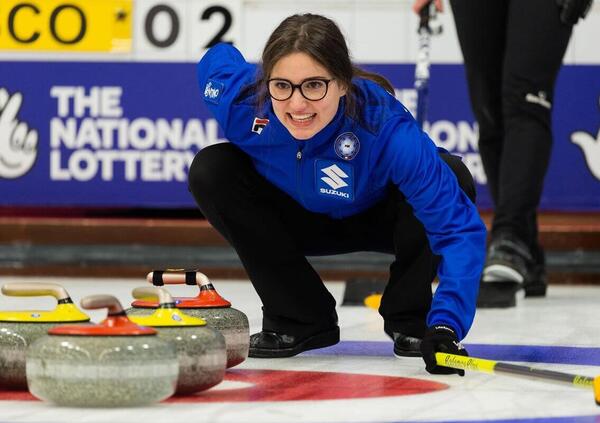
[0,62,219,207]
[0,0,599,210]
[1,61,599,209]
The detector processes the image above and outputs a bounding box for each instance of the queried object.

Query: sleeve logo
[204,80,224,104]
[252,117,269,134]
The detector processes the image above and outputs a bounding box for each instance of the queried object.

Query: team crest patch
[334,132,360,160]
[252,117,269,134]
[315,160,354,201]
[204,79,224,104]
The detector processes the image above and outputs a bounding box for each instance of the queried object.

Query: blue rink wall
[0,61,599,210]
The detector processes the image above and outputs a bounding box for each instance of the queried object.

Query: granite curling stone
[26,295,179,408]
[128,286,227,395]
[127,269,249,368]
[0,283,90,390]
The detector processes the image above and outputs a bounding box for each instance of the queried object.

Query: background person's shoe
[477,233,538,308]
[483,233,533,284]
[392,333,422,357]
[248,326,340,358]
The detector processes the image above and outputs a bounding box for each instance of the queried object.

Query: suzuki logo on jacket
[321,164,348,189]
[316,160,354,201]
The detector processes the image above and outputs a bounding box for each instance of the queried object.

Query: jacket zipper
[296,145,306,207]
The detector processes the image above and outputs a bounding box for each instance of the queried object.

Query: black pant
[450,0,572,255]
[188,143,475,339]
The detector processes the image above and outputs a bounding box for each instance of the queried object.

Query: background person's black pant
[450,0,572,257]
[188,143,475,340]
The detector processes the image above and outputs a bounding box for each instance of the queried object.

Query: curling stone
[127,269,249,368]
[0,283,90,390]
[128,286,227,395]
[26,295,179,407]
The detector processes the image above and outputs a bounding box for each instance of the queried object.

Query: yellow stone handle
[80,294,124,315]
[1,283,70,301]
[132,286,173,305]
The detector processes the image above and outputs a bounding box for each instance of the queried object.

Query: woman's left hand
[420,324,468,375]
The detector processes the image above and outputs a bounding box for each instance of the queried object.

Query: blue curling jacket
[197,43,486,340]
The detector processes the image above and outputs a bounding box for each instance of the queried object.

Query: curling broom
[436,352,600,406]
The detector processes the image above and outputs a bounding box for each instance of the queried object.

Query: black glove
[556,0,593,25]
[420,325,468,376]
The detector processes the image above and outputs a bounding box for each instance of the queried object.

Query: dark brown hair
[256,13,394,120]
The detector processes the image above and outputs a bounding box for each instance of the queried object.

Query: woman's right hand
[412,0,444,15]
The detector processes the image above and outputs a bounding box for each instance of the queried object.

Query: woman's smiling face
[269,52,346,140]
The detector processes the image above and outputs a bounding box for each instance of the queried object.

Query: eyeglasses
[267,78,335,101]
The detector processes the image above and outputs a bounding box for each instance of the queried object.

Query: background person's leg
[482,0,572,297]
[494,0,572,251]
[449,0,508,206]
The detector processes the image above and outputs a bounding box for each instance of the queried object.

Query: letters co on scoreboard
[0,0,242,58]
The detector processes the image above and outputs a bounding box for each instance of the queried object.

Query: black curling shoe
[392,333,422,357]
[248,326,340,358]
